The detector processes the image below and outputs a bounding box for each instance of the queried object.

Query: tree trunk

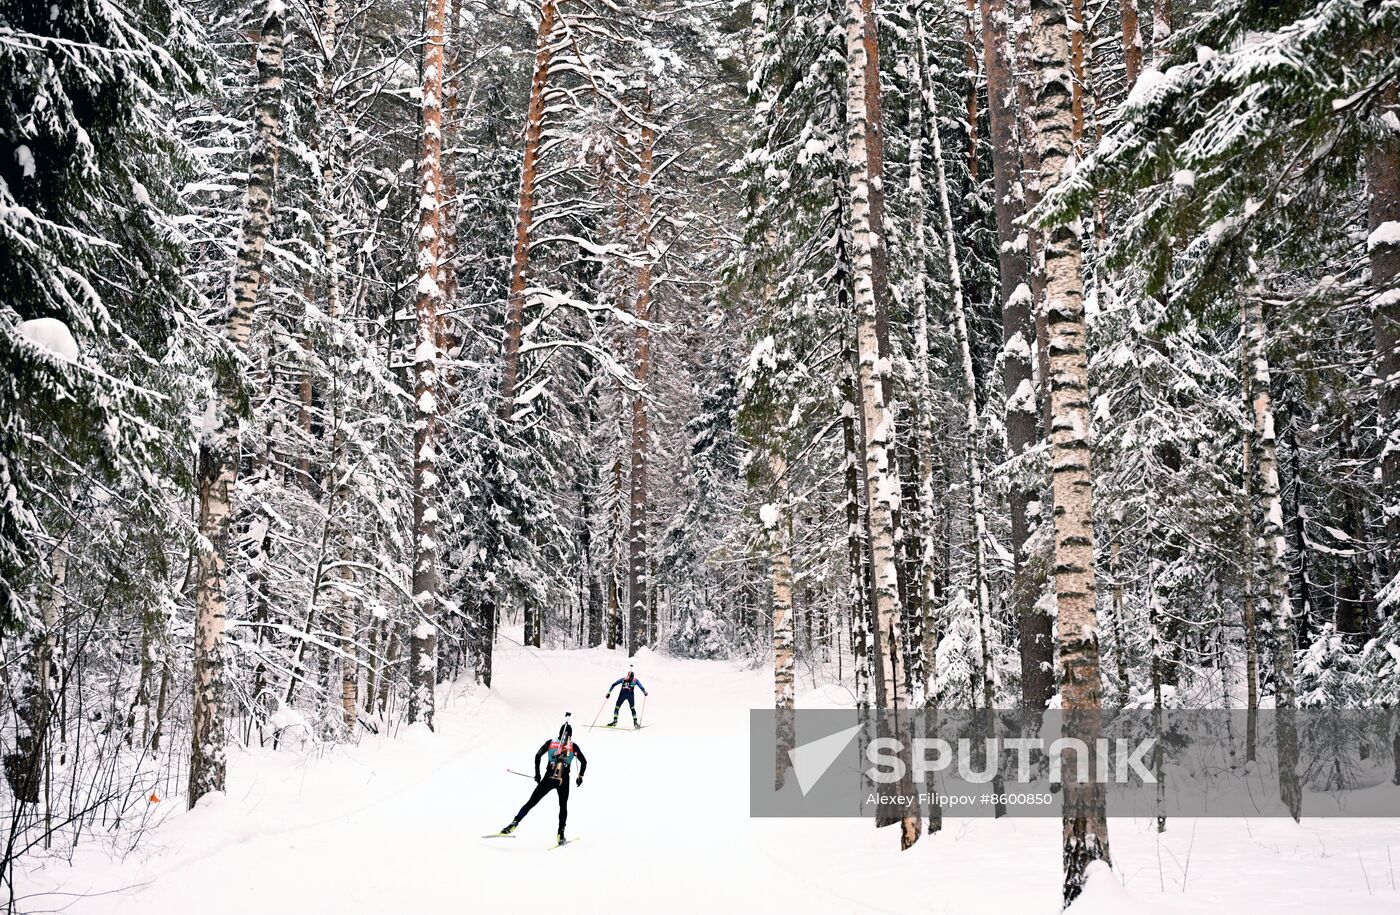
[627,69,655,659]
[907,4,935,708]
[1244,290,1301,821]
[500,0,560,415]
[408,0,447,729]
[843,345,871,711]
[440,0,461,329]
[770,452,795,789]
[963,0,980,182]
[1150,0,1172,67]
[1119,0,1143,89]
[844,0,920,851]
[608,456,624,651]
[189,0,285,810]
[1241,339,1259,763]
[1368,84,1400,587]
[1068,0,1086,144]
[921,18,1006,816]
[1108,532,1129,705]
[981,0,1051,712]
[1026,0,1111,899]
[1011,0,1052,431]
[583,380,605,648]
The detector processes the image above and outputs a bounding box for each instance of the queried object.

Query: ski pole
[506,768,535,780]
[640,691,648,726]
[588,693,608,730]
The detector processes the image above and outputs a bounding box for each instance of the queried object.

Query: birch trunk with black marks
[189,0,285,809]
[845,0,920,851]
[1244,289,1300,821]
[1026,0,1110,899]
[769,452,795,789]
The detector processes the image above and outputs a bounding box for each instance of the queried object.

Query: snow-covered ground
[16,641,1400,913]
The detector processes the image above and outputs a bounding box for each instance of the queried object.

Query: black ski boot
[500,821,518,835]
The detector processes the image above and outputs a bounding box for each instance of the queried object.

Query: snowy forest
[2,0,1399,910]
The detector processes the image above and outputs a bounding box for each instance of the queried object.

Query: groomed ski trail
[15,638,1400,914]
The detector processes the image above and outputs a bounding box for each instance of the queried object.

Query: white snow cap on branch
[759,503,780,529]
[1368,221,1400,250]
[15,145,35,178]
[15,317,80,362]
[1124,67,1169,110]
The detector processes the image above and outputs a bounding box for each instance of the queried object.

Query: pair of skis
[482,832,577,849]
[587,722,648,730]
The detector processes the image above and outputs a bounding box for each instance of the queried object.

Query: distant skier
[500,715,587,844]
[605,666,648,728]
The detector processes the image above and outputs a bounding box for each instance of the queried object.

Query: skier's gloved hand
[575,776,583,787]
[534,774,541,783]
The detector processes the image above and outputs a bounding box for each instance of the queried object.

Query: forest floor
[14,638,1400,913]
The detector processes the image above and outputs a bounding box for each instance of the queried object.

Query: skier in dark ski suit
[501,719,587,842]
[605,668,648,727]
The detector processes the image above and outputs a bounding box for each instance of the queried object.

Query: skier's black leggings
[515,774,569,833]
[614,691,636,716]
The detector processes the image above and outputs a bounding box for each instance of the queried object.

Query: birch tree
[1025,0,1110,899]
[1244,284,1301,820]
[190,0,286,808]
[844,0,919,851]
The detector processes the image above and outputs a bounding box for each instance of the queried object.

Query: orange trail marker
[149,792,160,803]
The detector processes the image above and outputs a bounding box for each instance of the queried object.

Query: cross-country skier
[500,715,586,844]
[605,666,648,728]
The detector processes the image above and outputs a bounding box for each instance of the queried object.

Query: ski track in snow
[16,641,1400,913]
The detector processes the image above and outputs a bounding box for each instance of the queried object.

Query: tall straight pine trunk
[1118,0,1142,88]
[844,0,919,851]
[189,0,285,809]
[409,0,447,728]
[500,0,560,414]
[1025,0,1110,901]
